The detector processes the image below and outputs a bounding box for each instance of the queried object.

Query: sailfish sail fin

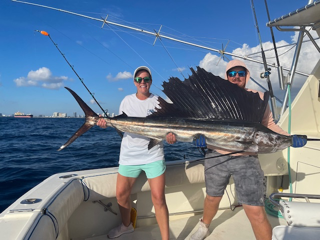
[152,67,269,123]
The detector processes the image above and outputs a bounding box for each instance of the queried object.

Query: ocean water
[0,117,203,212]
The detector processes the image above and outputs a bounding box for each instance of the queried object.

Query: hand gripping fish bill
[58,67,307,153]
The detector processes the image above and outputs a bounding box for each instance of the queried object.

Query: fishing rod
[36,30,108,117]
[263,0,284,90]
[250,0,277,119]
[12,0,310,77]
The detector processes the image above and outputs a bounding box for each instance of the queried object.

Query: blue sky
[0,0,318,116]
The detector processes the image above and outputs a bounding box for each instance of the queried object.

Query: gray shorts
[205,151,265,206]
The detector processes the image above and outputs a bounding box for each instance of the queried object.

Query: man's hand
[292,135,307,148]
[97,115,107,129]
[193,135,206,148]
[166,132,177,144]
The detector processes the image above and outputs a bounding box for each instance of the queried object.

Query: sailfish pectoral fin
[148,138,162,150]
[58,122,94,151]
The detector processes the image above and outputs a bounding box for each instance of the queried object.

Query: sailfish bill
[59,67,306,154]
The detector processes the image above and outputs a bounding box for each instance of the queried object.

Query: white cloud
[199,53,227,78]
[173,67,186,72]
[76,40,83,45]
[118,88,123,91]
[198,30,320,97]
[107,71,132,81]
[90,99,96,104]
[13,67,69,89]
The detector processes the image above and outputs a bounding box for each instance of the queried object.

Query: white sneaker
[108,223,134,239]
[190,218,209,240]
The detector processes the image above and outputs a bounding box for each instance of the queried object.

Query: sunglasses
[134,77,151,83]
[228,70,246,77]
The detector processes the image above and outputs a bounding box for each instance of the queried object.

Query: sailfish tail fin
[58,87,99,151]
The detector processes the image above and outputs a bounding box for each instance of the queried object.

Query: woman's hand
[97,115,107,128]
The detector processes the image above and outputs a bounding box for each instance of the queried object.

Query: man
[190,59,307,240]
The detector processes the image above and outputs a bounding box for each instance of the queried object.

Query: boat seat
[28,179,84,240]
[278,200,320,227]
[270,193,320,240]
[272,225,320,240]
[82,160,206,201]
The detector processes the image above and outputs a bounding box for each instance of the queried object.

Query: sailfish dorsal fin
[150,67,269,124]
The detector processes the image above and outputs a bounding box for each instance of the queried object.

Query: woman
[97,66,175,239]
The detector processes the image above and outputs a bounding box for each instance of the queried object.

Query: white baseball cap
[133,66,152,80]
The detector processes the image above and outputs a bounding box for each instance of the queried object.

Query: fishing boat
[1,1,320,240]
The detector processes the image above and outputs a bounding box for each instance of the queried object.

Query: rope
[46,210,59,238]
[80,178,91,201]
[264,198,283,218]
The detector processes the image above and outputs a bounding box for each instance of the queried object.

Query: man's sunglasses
[134,77,151,83]
[228,70,246,77]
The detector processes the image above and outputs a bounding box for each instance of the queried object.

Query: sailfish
[58,67,306,153]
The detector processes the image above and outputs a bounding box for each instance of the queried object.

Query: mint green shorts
[119,160,166,179]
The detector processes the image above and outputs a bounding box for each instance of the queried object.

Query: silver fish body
[106,116,292,153]
[59,66,305,154]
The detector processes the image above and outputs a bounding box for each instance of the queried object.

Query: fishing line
[204,151,245,171]
[160,24,243,51]
[36,30,108,117]
[103,22,170,98]
[44,22,112,66]
[105,25,152,68]
[73,17,133,69]
[247,37,320,58]
[158,37,186,79]
[168,150,245,168]
[104,24,167,84]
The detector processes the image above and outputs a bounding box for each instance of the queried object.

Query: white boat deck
[87,207,287,240]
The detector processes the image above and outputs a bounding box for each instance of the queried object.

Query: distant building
[52,112,67,118]
[73,112,77,118]
[0,113,2,117]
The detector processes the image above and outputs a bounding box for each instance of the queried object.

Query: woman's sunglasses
[134,77,151,83]
[228,70,246,77]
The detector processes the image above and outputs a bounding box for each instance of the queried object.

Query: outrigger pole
[250,0,277,119]
[12,0,309,77]
[36,30,108,117]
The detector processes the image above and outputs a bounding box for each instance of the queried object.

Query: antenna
[12,0,309,77]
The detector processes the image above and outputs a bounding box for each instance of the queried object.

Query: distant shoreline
[0,116,85,119]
